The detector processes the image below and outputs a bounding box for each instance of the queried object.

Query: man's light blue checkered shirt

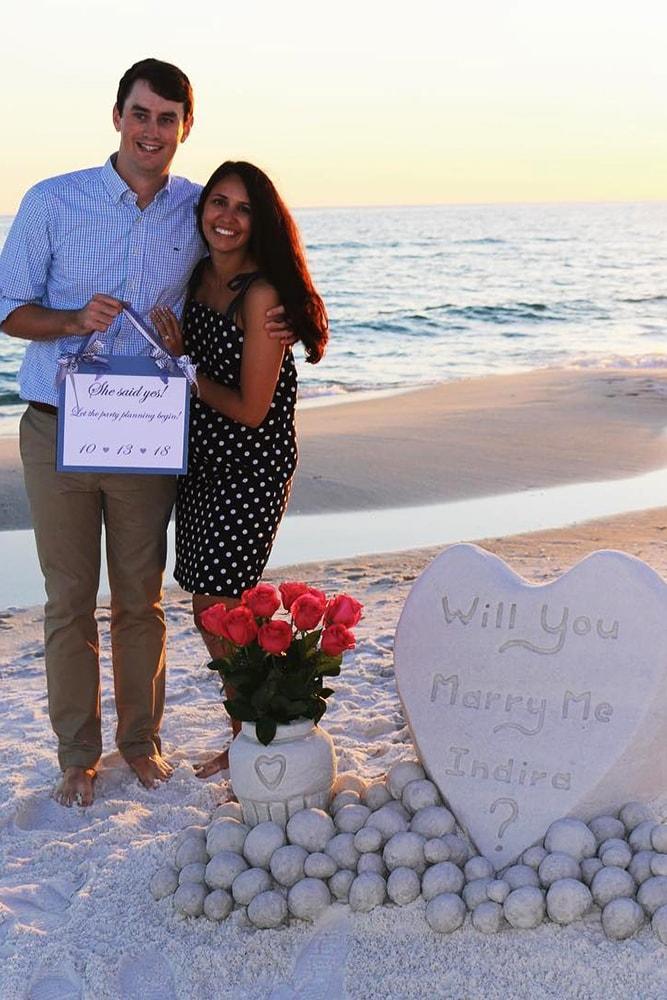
[0,156,205,405]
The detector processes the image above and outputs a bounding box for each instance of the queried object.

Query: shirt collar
[101,155,173,205]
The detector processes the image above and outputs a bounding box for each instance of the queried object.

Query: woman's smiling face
[202,174,253,254]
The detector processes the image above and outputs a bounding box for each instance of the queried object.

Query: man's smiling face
[112,79,192,181]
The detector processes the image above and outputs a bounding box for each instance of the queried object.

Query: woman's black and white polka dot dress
[174,273,298,597]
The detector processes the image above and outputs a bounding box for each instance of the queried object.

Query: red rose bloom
[258,619,293,655]
[279,581,309,611]
[291,590,327,630]
[324,594,363,628]
[223,606,258,646]
[242,582,281,618]
[200,603,230,638]
[320,624,356,656]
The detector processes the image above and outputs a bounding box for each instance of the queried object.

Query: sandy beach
[1,367,667,998]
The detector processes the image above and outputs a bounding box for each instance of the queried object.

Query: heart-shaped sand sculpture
[394,543,667,869]
[254,754,287,790]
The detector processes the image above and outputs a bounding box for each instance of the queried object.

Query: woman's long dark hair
[194,161,328,364]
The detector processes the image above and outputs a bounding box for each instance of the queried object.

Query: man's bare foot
[53,766,97,807]
[128,752,173,789]
[193,748,229,779]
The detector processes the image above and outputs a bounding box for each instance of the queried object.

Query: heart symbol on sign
[255,754,287,790]
[394,543,667,869]
[102,447,109,453]
[140,448,147,454]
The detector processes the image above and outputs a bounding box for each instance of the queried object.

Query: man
[0,59,285,807]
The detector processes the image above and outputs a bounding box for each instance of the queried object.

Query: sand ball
[464,857,494,882]
[589,815,625,845]
[581,858,604,886]
[538,852,581,888]
[178,863,207,886]
[628,850,656,885]
[175,838,208,868]
[544,819,596,861]
[287,809,336,853]
[652,904,667,945]
[383,832,426,873]
[329,869,355,901]
[424,838,451,864]
[472,900,506,934]
[325,833,360,870]
[503,886,545,929]
[546,879,592,924]
[232,867,273,906]
[287,878,331,921]
[349,872,387,912]
[521,846,548,870]
[150,866,179,901]
[402,779,441,814]
[600,844,632,870]
[213,801,244,822]
[173,882,208,917]
[620,801,656,833]
[651,824,667,854]
[462,877,494,911]
[175,825,207,849]
[354,826,383,854]
[364,803,410,842]
[243,821,286,869]
[590,866,636,907]
[304,852,337,879]
[362,781,392,811]
[637,876,667,916]
[358,852,387,877]
[422,862,465,901]
[332,773,367,797]
[650,855,667,877]
[205,851,248,890]
[387,867,421,906]
[335,804,371,834]
[247,890,288,929]
[207,818,250,857]
[440,834,470,867]
[203,888,233,921]
[425,893,466,934]
[331,790,361,815]
[487,880,510,904]
[601,897,645,940]
[269,845,308,887]
[504,865,540,890]
[629,821,658,853]
[386,761,426,800]
[410,805,456,839]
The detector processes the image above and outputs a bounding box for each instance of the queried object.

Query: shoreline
[1,367,667,531]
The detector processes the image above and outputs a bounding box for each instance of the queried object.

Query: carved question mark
[489,797,519,852]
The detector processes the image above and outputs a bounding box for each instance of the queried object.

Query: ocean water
[0,202,666,428]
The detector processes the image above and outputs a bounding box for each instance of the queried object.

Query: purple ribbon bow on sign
[123,306,198,392]
[55,338,110,387]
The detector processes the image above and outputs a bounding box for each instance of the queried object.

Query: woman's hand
[265,305,298,347]
[151,306,185,356]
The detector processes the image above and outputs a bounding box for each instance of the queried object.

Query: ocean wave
[567,354,667,370]
[618,295,667,304]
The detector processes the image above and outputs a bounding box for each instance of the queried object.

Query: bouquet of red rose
[200,582,363,746]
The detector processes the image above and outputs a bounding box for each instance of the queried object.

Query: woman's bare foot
[193,748,230,779]
[128,752,173,789]
[53,766,97,807]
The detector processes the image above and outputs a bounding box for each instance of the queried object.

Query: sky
[2,0,666,210]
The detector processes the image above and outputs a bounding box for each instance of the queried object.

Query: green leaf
[256,718,277,746]
[320,687,335,699]
[224,698,257,722]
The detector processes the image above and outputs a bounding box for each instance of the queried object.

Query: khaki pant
[20,405,177,770]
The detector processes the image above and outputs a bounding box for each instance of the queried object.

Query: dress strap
[224,271,262,321]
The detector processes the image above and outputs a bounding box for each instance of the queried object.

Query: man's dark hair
[116,58,193,120]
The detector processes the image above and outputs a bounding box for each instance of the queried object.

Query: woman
[152,161,327,776]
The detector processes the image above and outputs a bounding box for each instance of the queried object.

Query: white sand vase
[229,719,336,827]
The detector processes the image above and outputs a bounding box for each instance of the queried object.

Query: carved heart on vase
[254,754,287,790]
[394,543,667,869]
